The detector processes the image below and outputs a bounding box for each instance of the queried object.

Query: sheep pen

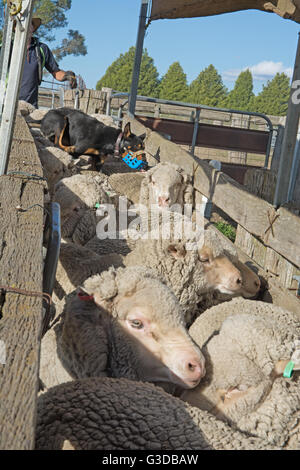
[16,106,299,452]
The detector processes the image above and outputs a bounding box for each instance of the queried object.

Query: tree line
[96,46,290,117]
[0,0,87,61]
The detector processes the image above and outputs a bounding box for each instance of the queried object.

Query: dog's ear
[123,122,131,138]
[139,133,146,141]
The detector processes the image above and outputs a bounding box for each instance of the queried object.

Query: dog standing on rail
[39,107,147,170]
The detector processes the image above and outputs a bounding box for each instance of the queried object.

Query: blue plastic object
[122,152,147,170]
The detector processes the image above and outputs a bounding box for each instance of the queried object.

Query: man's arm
[52,70,77,89]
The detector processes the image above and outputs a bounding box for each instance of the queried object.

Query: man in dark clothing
[19,17,77,108]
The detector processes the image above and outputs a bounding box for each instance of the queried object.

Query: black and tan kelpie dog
[40,107,146,169]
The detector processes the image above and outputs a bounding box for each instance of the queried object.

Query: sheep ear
[198,246,213,263]
[123,122,131,138]
[167,243,186,259]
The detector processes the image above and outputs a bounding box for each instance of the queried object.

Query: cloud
[223,61,293,81]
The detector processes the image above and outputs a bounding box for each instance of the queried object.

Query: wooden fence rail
[124,116,300,271]
[0,113,44,449]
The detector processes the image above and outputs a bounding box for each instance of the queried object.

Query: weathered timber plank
[0,113,44,450]
[235,224,300,290]
[244,168,277,204]
[124,116,300,268]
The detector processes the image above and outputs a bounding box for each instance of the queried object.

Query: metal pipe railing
[108,92,274,168]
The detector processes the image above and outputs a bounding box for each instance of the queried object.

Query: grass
[214,221,236,243]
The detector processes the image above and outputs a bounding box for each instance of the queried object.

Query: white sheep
[106,162,193,209]
[40,265,205,391]
[35,377,278,450]
[123,212,260,325]
[182,298,300,449]
[53,173,119,244]
[53,242,124,301]
[90,113,119,128]
[139,162,194,212]
[108,171,145,204]
[18,100,36,116]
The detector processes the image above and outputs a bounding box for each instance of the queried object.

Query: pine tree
[96,46,159,97]
[225,69,254,111]
[251,73,290,116]
[0,0,87,60]
[188,64,228,107]
[158,62,189,102]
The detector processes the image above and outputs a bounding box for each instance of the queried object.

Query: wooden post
[273,32,300,207]
[0,0,35,175]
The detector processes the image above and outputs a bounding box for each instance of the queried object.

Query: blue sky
[55,0,300,94]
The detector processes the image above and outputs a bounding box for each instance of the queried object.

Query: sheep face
[110,284,206,389]
[143,163,192,211]
[199,247,244,295]
[167,242,244,296]
[231,259,261,298]
[82,268,206,389]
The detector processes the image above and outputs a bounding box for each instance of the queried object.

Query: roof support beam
[128,0,150,117]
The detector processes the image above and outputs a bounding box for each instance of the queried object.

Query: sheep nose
[186,358,205,382]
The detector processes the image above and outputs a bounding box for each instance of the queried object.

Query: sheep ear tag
[121,150,148,171]
[77,291,94,302]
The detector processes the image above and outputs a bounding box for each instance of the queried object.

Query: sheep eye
[199,256,209,263]
[130,319,144,329]
[73,206,80,212]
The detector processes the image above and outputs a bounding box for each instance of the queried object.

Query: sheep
[18,100,36,116]
[40,265,205,391]
[53,242,124,301]
[35,377,278,450]
[90,113,119,128]
[139,162,194,212]
[106,162,193,209]
[123,212,260,325]
[108,171,145,204]
[181,298,300,449]
[53,173,119,244]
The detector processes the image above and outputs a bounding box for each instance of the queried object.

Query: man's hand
[62,71,77,89]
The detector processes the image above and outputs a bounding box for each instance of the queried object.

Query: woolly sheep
[53,173,119,244]
[27,108,48,122]
[139,162,194,212]
[107,162,193,209]
[40,266,205,391]
[90,113,119,128]
[53,242,124,301]
[108,171,145,204]
[35,377,278,450]
[182,298,300,449]
[18,100,36,116]
[123,212,260,324]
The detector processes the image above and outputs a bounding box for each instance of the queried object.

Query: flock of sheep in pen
[19,101,300,450]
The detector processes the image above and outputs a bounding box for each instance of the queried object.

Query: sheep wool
[183,298,300,449]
